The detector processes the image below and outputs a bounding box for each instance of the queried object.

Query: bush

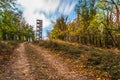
[34,40,82,57]
[34,40,120,80]
[0,41,19,67]
[87,53,120,80]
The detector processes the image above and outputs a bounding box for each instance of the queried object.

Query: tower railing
[36,19,42,40]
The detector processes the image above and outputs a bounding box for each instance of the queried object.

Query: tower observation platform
[36,19,42,40]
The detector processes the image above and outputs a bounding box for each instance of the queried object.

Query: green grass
[34,40,82,58]
[34,40,120,80]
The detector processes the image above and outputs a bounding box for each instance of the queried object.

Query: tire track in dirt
[0,43,35,80]
[0,43,92,80]
[30,44,91,80]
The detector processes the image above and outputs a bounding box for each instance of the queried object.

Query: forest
[0,0,120,80]
[50,0,120,48]
[0,0,34,41]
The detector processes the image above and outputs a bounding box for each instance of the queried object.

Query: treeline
[0,0,34,41]
[49,0,120,48]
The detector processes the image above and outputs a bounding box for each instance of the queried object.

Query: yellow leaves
[97,78,102,80]
[10,55,14,59]
[116,33,120,36]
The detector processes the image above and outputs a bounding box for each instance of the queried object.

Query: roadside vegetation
[0,41,19,76]
[34,40,120,80]
[0,0,35,78]
[46,1,120,79]
[49,0,120,48]
[0,0,120,80]
[0,0,35,41]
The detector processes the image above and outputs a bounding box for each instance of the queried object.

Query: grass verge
[34,40,120,80]
[0,41,19,76]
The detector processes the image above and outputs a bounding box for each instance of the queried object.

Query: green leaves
[50,16,67,40]
[0,0,35,41]
[49,0,120,48]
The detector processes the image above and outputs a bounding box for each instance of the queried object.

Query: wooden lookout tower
[36,19,43,40]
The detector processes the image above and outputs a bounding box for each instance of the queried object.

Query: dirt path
[29,44,90,80]
[0,43,91,80]
[0,43,35,80]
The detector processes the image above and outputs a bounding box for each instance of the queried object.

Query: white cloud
[64,2,76,15]
[23,11,51,30]
[58,0,76,15]
[17,0,77,38]
[17,0,60,14]
[17,0,60,30]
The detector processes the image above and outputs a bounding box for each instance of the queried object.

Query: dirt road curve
[0,43,91,80]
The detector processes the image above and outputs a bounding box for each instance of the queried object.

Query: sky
[17,0,78,38]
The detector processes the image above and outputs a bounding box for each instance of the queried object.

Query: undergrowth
[0,41,19,75]
[34,40,120,80]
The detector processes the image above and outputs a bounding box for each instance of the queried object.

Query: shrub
[87,53,120,80]
[34,40,120,79]
[34,40,82,57]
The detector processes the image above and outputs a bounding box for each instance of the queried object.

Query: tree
[49,0,120,48]
[50,16,67,40]
[0,0,35,41]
